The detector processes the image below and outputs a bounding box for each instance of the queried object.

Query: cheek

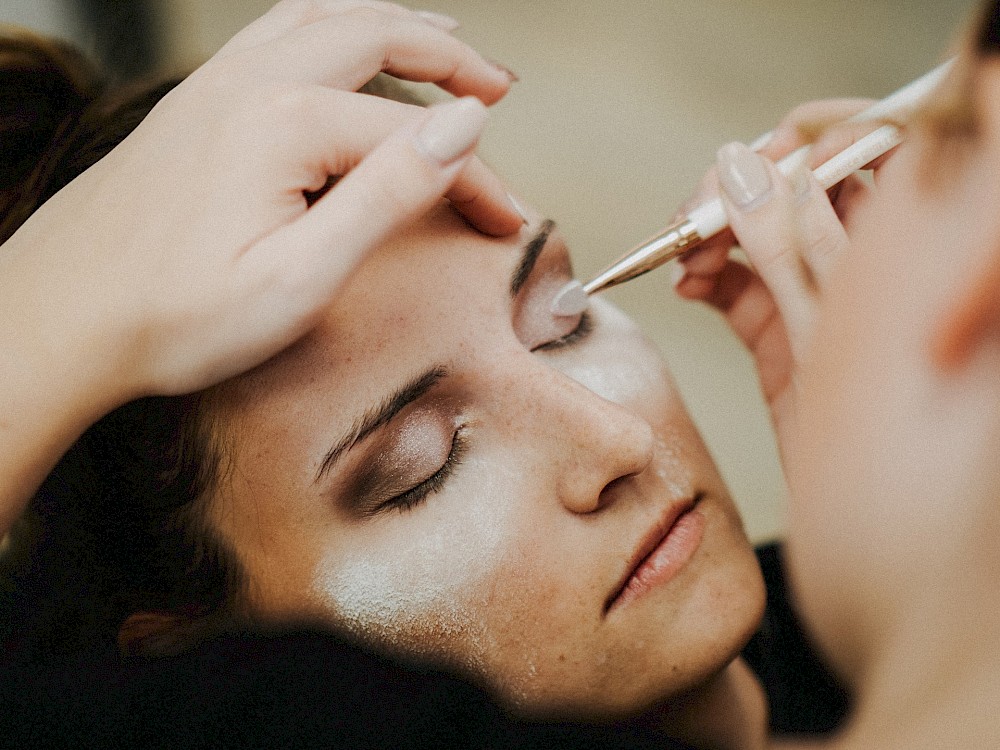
[557,300,677,412]
[308,455,526,669]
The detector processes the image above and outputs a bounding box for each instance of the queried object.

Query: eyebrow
[314,366,447,483]
[510,219,555,297]
[315,222,557,484]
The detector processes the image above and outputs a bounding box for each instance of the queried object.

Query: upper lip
[603,492,702,614]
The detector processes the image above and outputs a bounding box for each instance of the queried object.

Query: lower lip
[612,508,706,611]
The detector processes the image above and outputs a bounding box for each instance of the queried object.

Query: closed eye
[377,427,468,514]
[531,310,594,353]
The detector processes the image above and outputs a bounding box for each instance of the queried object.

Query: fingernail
[748,131,773,152]
[415,10,461,30]
[717,142,772,211]
[507,193,529,224]
[414,97,488,165]
[488,58,519,82]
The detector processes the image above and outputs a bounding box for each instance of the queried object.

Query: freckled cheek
[307,456,530,658]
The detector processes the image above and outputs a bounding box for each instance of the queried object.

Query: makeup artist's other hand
[672,99,891,457]
[1,1,522,408]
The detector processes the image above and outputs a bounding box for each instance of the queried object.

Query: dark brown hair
[0,28,242,663]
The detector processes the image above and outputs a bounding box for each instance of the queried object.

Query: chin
[510,514,764,722]
[625,498,765,709]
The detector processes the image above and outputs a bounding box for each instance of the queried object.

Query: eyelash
[532,310,594,353]
[381,427,468,514]
[377,311,592,514]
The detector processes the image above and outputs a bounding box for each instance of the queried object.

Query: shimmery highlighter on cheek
[310,457,511,659]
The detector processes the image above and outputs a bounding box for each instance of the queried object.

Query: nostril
[596,472,640,510]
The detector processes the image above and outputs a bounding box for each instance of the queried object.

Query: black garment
[742,543,851,735]
[0,627,693,750]
[0,543,846,749]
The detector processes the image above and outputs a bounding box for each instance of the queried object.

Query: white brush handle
[811,124,902,189]
[582,59,955,295]
[686,59,951,239]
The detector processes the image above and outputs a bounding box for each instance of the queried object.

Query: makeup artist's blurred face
[787,57,1000,680]
[205,202,763,716]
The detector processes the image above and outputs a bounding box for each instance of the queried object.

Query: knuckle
[273,0,326,26]
[266,85,315,121]
[237,85,319,155]
[342,4,388,27]
[366,170,420,209]
[807,224,845,261]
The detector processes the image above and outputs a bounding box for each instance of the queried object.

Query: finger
[447,159,525,236]
[787,165,851,284]
[715,141,816,359]
[698,260,776,352]
[674,165,733,278]
[217,1,456,56]
[244,96,489,332]
[686,259,793,402]
[828,173,871,228]
[807,118,891,169]
[257,90,522,235]
[245,10,513,103]
[760,98,876,160]
[675,233,734,282]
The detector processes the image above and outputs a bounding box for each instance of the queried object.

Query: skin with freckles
[200,201,764,720]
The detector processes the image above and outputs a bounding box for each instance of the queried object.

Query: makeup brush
[577,58,955,299]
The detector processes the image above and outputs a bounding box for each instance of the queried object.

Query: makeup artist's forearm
[0,272,132,536]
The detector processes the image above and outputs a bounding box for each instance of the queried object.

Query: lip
[604,493,705,614]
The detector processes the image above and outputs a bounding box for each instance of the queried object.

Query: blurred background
[1,0,977,541]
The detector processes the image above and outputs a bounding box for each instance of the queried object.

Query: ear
[119,607,238,656]
[931,61,1000,370]
[118,610,197,656]
[931,252,1000,371]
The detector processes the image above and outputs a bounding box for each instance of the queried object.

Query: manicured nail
[414,97,488,165]
[551,280,589,317]
[415,10,461,30]
[748,131,773,152]
[507,193,529,224]
[717,142,772,211]
[488,58,519,82]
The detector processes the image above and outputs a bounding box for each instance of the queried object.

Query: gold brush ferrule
[582,219,702,295]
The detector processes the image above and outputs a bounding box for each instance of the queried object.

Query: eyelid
[375,426,467,515]
[531,310,594,353]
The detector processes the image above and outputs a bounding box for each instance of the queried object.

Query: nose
[541,372,656,515]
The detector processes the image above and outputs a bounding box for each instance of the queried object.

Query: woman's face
[206,202,764,716]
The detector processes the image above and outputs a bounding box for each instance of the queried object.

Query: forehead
[223,206,530,435]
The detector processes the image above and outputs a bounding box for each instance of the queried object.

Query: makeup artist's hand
[672,99,891,458]
[0,1,521,534]
[3,1,521,399]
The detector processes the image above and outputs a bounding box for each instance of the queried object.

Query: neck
[650,657,768,750]
[845,625,1000,749]
[772,635,1000,750]
[802,565,1000,750]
